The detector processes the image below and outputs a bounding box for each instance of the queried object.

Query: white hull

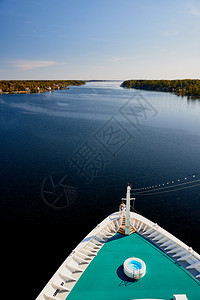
[36,212,200,300]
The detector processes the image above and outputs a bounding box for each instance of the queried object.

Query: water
[1,81,200,298]
[128,260,142,271]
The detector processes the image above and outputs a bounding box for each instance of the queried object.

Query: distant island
[121,79,200,98]
[0,80,85,94]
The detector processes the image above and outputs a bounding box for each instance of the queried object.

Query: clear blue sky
[1,0,200,80]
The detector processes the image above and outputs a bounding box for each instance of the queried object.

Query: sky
[0,0,200,80]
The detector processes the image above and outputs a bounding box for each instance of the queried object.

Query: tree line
[121,79,200,98]
[0,80,85,93]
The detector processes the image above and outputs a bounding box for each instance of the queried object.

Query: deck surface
[67,233,200,300]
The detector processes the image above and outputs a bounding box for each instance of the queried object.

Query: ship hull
[36,212,200,300]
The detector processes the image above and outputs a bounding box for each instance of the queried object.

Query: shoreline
[0,88,69,95]
[121,79,200,99]
[0,80,85,95]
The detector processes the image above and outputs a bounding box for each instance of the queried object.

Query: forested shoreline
[0,80,85,94]
[121,79,200,98]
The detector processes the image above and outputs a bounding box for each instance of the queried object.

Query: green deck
[67,233,200,300]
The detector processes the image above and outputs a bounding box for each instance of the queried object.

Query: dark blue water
[1,81,200,298]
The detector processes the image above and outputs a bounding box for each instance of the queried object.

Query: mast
[121,184,136,235]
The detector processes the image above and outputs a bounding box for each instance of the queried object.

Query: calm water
[1,81,200,298]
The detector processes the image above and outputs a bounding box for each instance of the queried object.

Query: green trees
[0,80,85,93]
[121,79,200,98]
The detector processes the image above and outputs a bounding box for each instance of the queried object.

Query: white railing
[37,211,200,300]
[130,212,200,281]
